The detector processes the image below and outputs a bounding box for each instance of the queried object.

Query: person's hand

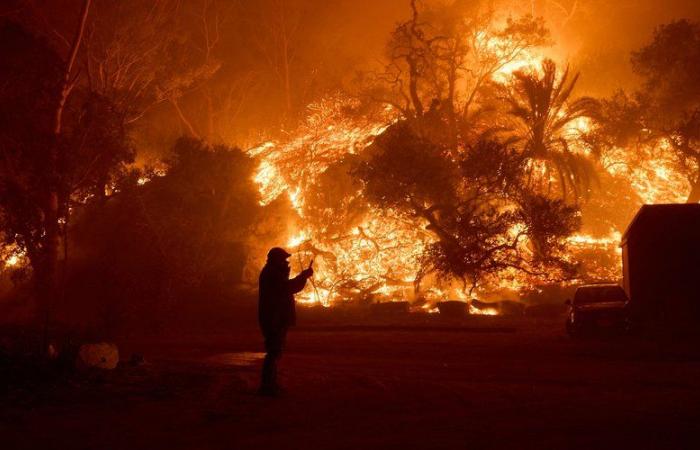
[302,267,314,278]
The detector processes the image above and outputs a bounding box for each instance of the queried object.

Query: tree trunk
[37,0,91,347]
[171,98,200,139]
[408,58,423,118]
[36,194,59,345]
[687,174,700,203]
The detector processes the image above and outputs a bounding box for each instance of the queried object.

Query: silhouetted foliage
[65,138,279,332]
[590,91,645,151]
[0,20,133,327]
[63,92,135,201]
[0,21,62,270]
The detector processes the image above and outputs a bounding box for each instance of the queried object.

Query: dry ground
[2,316,700,449]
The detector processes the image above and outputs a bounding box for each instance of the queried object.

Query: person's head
[267,247,291,268]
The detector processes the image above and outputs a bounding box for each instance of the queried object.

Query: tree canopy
[356,122,580,293]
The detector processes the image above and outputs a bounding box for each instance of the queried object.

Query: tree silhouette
[505,59,598,200]
[361,0,548,143]
[0,18,135,338]
[67,138,267,332]
[630,19,700,203]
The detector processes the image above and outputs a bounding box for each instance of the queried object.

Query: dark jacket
[258,262,308,335]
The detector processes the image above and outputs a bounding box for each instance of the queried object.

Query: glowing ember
[5,254,19,267]
[470,305,499,316]
[567,231,621,248]
[288,212,430,305]
[1,245,26,269]
[135,166,168,187]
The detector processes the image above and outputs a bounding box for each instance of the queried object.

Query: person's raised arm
[287,265,313,294]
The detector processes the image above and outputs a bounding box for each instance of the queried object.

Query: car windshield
[574,286,627,304]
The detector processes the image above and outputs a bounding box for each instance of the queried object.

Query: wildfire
[249,96,394,208]
[475,31,545,83]
[247,96,416,306]
[470,305,499,316]
[602,141,689,205]
[237,21,688,313]
[1,245,26,269]
[5,254,19,267]
[0,17,685,335]
[252,155,286,205]
[289,212,430,306]
[493,47,542,82]
[243,89,686,311]
[567,231,621,248]
[112,30,700,314]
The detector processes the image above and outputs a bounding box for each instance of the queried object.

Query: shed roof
[621,204,700,246]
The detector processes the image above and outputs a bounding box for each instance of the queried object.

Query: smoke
[530,0,700,94]
[10,0,700,145]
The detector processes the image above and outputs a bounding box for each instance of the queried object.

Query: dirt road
[3,317,700,449]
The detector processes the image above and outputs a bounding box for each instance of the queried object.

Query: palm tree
[506,59,599,200]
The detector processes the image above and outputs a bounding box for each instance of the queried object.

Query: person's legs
[259,330,286,395]
[260,352,277,392]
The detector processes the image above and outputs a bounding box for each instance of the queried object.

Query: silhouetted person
[258,247,313,396]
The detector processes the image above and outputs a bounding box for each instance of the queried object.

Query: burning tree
[249,2,588,305]
[501,59,599,200]
[357,122,579,295]
[586,20,700,206]
[629,19,700,203]
[347,3,584,297]
[361,0,549,126]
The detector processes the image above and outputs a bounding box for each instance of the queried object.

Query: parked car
[565,284,630,337]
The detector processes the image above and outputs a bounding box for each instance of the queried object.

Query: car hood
[575,301,627,311]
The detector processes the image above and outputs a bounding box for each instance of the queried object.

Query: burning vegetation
[1,0,699,330]
[238,2,696,310]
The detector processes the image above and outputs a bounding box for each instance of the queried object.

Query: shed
[621,204,700,333]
